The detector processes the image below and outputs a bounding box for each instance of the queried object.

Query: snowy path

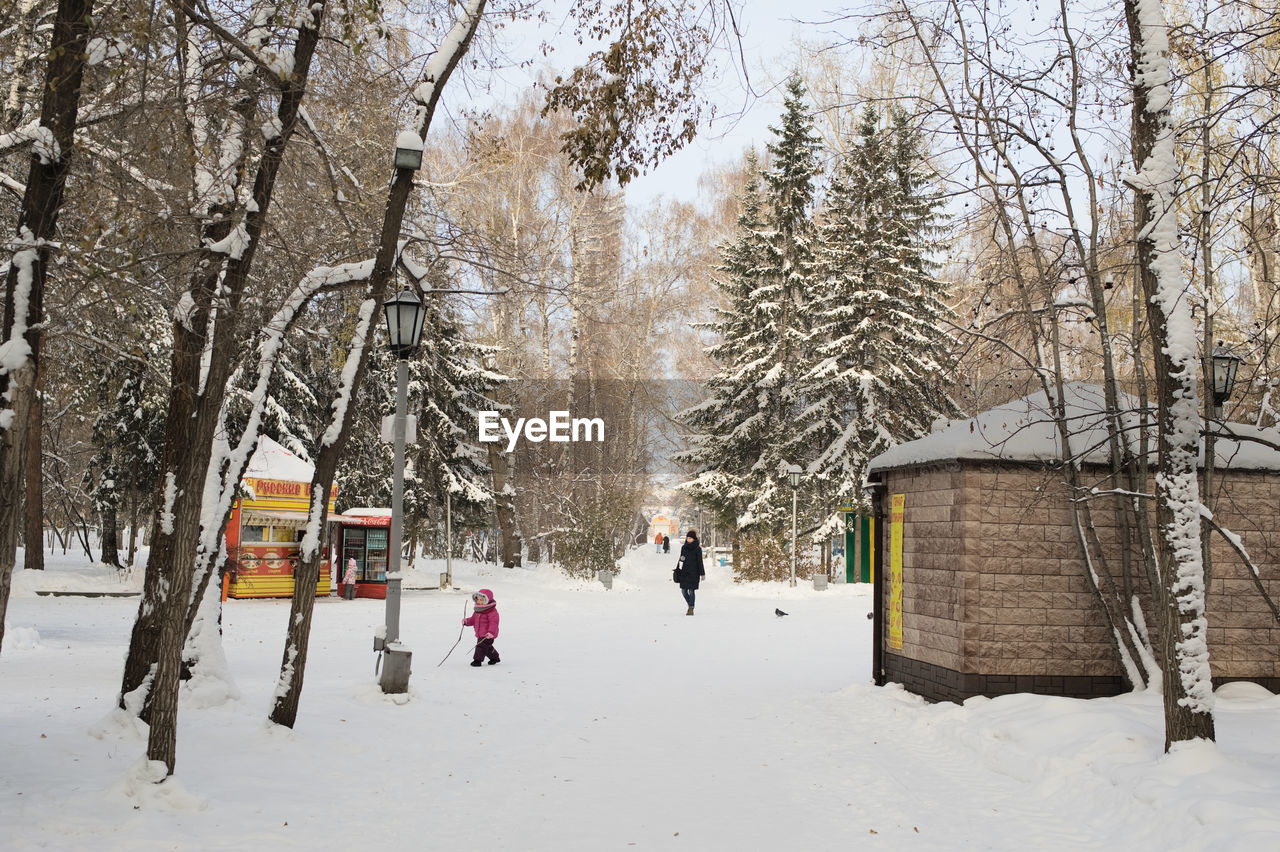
[3,548,1279,850]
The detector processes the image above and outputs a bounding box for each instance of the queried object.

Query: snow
[84,37,128,67]
[204,223,251,260]
[0,121,39,155]
[342,507,391,517]
[320,298,376,448]
[394,130,423,153]
[868,383,1280,473]
[411,0,486,133]
[172,291,197,331]
[30,126,59,164]
[244,434,315,483]
[0,227,37,429]
[4,545,1280,849]
[159,472,178,535]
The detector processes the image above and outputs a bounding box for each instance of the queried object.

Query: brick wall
[882,465,973,673]
[879,461,1280,701]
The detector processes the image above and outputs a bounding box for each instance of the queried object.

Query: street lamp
[787,463,801,588]
[378,287,426,694]
[393,130,424,171]
[1210,342,1243,417]
[444,490,452,590]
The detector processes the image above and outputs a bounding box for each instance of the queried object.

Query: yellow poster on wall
[888,493,905,650]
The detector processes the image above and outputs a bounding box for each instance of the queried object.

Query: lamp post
[787,464,802,588]
[378,286,427,694]
[1203,342,1244,588]
[444,490,452,589]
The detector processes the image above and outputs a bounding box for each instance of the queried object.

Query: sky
[449,0,866,209]
[624,1,862,209]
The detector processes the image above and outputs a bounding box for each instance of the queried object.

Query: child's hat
[471,589,493,606]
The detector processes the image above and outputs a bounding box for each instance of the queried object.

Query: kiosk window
[342,528,366,581]
[365,529,389,582]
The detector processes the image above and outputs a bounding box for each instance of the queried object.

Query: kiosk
[225,436,392,600]
[335,508,393,599]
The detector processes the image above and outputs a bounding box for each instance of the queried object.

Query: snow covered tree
[1125,0,1215,748]
[802,105,958,525]
[85,354,165,568]
[680,77,823,533]
[0,0,96,651]
[678,161,773,529]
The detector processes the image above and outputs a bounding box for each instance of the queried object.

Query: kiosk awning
[241,509,390,528]
[241,509,312,528]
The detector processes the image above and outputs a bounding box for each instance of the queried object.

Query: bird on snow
[775,608,788,617]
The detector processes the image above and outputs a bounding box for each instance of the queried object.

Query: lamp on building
[377,287,426,694]
[787,463,802,588]
[1210,342,1243,417]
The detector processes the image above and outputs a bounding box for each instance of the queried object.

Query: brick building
[864,383,1280,703]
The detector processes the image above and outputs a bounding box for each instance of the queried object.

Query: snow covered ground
[3,545,1279,850]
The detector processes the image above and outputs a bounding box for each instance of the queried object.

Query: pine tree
[805,104,958,524]
[85,353,166,567]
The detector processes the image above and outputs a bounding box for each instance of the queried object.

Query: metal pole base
[379,646,413,694]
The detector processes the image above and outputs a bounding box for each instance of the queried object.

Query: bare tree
[0,0,96,652]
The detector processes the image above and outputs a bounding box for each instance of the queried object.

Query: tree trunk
[487,439,522,568]
[127,498,139,566]
[0,364,29,594]
[100,503,121,568]
[0,0,94,652]
[1125,0,1216,748]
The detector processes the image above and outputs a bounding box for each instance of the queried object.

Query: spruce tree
[680,76,823,532]
[805,104,958,525]
[334,280,506,531]
[678,159,773,528]
[85,354,166,567]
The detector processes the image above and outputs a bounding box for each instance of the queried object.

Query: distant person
[654,531,664,553]
[662,534,670,554]
[675,530,705,616]
[463,588,501,666]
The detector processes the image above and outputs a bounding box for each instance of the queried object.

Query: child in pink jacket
[463,588,500,666]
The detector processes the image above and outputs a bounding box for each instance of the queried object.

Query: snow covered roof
[867,382,1280,474]
[244,435,316,483]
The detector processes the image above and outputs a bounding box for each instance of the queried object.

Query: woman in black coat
[675,529,705,615]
